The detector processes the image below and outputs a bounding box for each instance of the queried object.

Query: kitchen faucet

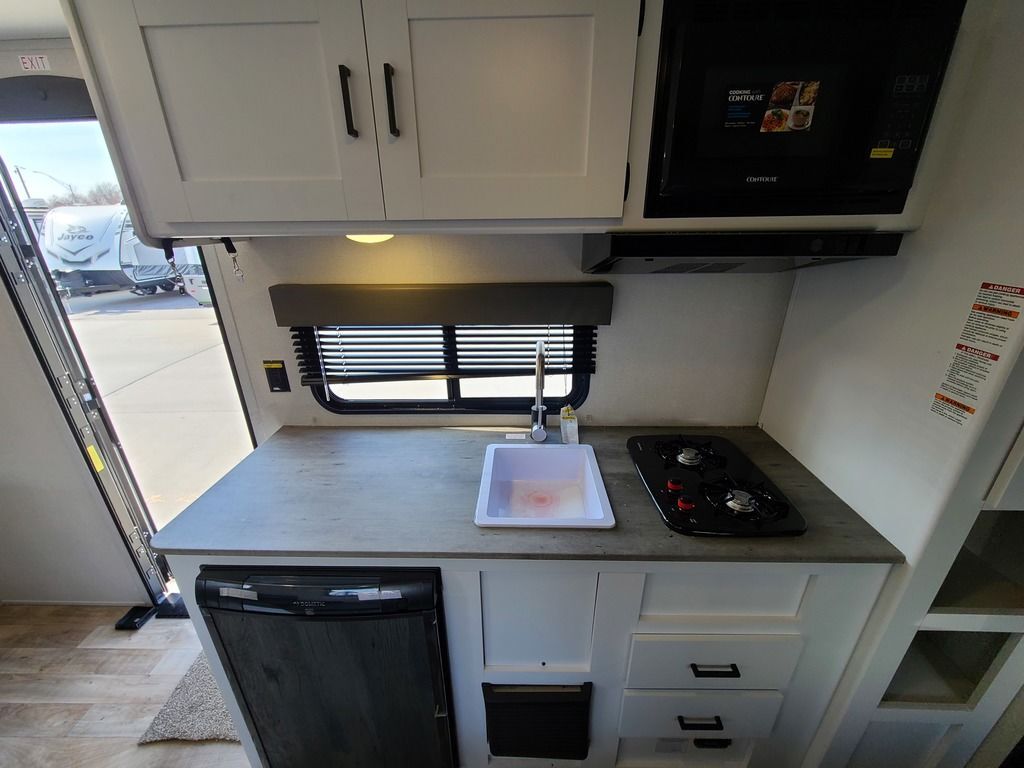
[530,341,547,442]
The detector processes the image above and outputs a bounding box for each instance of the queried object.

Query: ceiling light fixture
[346,234,394,244]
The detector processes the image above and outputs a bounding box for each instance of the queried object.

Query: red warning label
[954,344,999,361]
[932,281,1022,426]
[981,282,1023,294]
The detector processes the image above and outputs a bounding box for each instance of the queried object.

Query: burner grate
[701,474,790,522]
[654,439,727,474]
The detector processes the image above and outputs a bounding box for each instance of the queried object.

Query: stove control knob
[666,478,684,492]
[677,496,696,511]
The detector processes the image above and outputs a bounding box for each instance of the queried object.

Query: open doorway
[0,120,253,531]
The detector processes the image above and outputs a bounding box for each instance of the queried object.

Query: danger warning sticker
[931,282,1023,426]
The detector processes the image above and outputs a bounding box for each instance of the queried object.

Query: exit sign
[18,55,51,71]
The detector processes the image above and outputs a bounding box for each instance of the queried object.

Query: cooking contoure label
[723,80,820,134]
[931,282,1023,426]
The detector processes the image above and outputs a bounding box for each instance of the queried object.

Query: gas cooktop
[627,435,807,537]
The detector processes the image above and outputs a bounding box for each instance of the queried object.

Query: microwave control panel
[871,74,933,157]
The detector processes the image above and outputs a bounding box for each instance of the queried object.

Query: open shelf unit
[881,630,1017,709]
[923,510,1024,634]
[849,358,1024,766]
[930,548,1024,617]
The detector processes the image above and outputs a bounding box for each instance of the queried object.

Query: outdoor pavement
[66,290,252,530]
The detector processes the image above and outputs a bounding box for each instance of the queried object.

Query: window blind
[291,325,597,387]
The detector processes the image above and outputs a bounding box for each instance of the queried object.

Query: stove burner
[655,439,726,474]
[724,489,756,514]
[677,447,702,466]
[702,474,790,522]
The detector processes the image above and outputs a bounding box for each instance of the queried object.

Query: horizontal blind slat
[291,324,596,387]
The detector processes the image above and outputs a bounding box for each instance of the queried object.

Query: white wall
[0,284,149,604]
[0,1,66,41]
[204,234,795,442]
[759,0,1024,565]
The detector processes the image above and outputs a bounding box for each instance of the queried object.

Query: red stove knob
[677,496,696,511]
[666,478,684,492]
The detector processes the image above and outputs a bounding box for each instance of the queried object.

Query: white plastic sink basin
[474,443,615,528]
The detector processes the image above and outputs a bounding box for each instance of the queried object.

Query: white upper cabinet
[362,0,640,221]
[71,0,384,237]
[66,0,640,237]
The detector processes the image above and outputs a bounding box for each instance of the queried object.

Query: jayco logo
[745,176,779,183]
[57,224,94,242]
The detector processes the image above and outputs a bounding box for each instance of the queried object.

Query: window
[292,324,596,413]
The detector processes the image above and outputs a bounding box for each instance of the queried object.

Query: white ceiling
[0,0,68,41]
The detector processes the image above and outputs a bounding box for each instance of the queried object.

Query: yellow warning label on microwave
[86,444,105,473]
[870,147,895,159]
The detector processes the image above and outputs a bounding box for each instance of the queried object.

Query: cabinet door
[74,0,383,235]
[362,0,640,220]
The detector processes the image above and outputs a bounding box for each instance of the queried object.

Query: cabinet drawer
[617,737,754,768]
[619,690,783,740]
[626,634,803,690]
[639,571,809,618]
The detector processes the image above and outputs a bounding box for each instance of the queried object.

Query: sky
[0,120,119,202]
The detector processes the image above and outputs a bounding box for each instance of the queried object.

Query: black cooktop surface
[627,435,807,537]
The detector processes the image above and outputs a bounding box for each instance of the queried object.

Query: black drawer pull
[383,62,400,137]
[337,65,358,138]
[694,739,732,749]
[677,715,724,732]
[689,663,741,678]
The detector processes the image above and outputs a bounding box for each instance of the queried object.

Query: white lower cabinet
[164,555,892,768]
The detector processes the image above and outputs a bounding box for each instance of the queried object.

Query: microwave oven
[643,0,967,219]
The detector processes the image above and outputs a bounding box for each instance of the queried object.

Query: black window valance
[269,282,614,327]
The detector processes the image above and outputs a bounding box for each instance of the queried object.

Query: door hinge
[638,0,646,35]
[624,162,631,202]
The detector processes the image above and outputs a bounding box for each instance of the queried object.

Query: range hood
[581,231,903,274]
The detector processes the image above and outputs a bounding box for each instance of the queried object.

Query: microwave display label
[724,80,820,134]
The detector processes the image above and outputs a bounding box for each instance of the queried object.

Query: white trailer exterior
[40,204,202,296]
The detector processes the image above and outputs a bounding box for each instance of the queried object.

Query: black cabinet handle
[383,62,400,137]
[337,65,358,138]
[694,739,732,750]
[677,715,724,732]
[689,663,741,678]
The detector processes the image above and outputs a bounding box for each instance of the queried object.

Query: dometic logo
[58,224,94,242]
[746,175,779,183]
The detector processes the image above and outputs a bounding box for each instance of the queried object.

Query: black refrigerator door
[199,568,455,768]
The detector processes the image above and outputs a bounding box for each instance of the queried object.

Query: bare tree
[47,181,123,207]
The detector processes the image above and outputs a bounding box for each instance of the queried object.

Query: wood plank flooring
[0,604,248,767]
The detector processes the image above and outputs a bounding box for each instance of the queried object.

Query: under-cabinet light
[346,234,394,244]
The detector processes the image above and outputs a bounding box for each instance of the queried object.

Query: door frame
[0,159,171,607]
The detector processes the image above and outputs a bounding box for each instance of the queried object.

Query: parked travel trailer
[39,204,206,299]
[0,2,1022,768]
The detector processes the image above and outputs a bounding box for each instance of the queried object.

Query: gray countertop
[151,426,903,563]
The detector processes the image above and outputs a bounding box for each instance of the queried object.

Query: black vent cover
[581,231,903,274]
[482,683,592,760]
[687,0,941,21]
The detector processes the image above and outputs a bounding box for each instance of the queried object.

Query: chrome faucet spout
[530,341,547,442]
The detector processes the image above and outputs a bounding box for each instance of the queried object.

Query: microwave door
[645,0,966,218]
